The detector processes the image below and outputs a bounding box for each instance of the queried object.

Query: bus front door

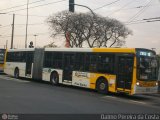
[62,53,74,84]
[116,55,134,92]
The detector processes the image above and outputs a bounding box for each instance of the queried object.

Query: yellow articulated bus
[4,48,159,95]
[0,49,7,72]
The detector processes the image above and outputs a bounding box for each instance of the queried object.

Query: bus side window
[44,52,53,68]
[6,52,12,62]
[75,53,85,71]
[97,54,114,74]
[53,52,63,69]
[85,53,97,72]
[22,52,26,62]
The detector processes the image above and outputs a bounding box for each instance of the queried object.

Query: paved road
[0,74,160,114]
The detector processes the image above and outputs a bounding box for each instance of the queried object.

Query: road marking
[102,96,117,99]
[0,75,30,83]
[102,95,147,105]
[129,100,147,105]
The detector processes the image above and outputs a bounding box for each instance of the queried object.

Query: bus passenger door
[62,53,75,83]
[116,55,134,92]
[25,52,33,76]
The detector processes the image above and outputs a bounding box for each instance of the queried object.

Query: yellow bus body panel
[130,56,137,95]
[92,48,137,95]
[92,48,135,53]
[90,73,116,93]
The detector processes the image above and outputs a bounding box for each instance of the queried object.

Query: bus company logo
[2,114,8,120]
[75,72,88,78]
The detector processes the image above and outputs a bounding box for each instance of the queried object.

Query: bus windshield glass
[138,57,159,80]
[136,48,159,81]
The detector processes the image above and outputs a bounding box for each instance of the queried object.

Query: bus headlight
[136,82,140,86]
[156,82,158,86]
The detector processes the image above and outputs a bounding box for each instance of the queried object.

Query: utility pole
[0,13,15,49]
[25,0,29,48]
[11,14,15,49]
[34,34,38,47]
[6,40,8,49]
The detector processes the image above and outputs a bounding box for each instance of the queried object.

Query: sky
[0,0,160,53]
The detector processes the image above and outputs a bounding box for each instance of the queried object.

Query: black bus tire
[96,78,108,94]
[50,72,59,86]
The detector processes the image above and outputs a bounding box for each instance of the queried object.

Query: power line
[92,0,160,17]
[7,3,159,19]
[93,0,121,11]
[0,0,45,12]
[0,35,11,38]
[125,18,160,25]
[0,32,50,38]
[5,0,66,13]
[126,0,153,23]
[125,21,158,25]
[125,21,147,25]
[107,0,135,17]
[2,13,48,18]
[0,23,46,29]
[0,27,11,35]
[12,13,48,18]
[143,17,160,20]
[147,19,160,22]
[121,4,160,11]
[15,23,46,26]
[10,16,160,27]
[124,16,160,24]
[0,25,11,28]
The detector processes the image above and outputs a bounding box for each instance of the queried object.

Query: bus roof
[45,48,136,53]
[8,48,155,54]
[8,48,35,52]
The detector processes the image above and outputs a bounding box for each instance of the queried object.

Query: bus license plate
[146,88,150,92]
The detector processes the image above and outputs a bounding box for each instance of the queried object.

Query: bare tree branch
[46,11,132,48]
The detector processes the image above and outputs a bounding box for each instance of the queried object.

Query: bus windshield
[138,56,159,80]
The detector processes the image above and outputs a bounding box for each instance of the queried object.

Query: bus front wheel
[50,72,59,86]
[14,68,19,79]
[96,78,108,94]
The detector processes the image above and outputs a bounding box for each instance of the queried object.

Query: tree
[158,54,160,65]
[47,11,132,48]
[44,42,57,48]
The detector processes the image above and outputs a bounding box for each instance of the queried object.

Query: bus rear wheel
[96,78,108,94]
[14,68,19,79]
[50,72,59,86]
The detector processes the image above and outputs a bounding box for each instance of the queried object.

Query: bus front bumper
[134,85,158,94]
